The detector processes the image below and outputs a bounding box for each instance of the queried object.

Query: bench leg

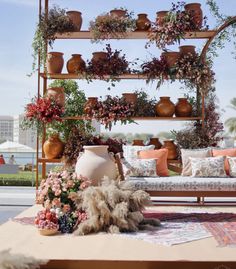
[197,197,201,203]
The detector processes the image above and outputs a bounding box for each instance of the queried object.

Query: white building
[0,116,14,142]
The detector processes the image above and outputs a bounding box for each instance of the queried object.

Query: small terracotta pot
[67,54,86,74]
[84,97,98,114]
[91,52,108,64]
[110,9,126,18]
[136,13,151,31]
[184,3,203,29]
[175,98,192,117]
[162,140,178,160]
[156,11,168,26]
[155,97,175,117]
[66,11,82,31]
[47,52,64,74]
[43,134,64,159]
[122,93,138,105]
[132,140,145,146]
[161,51,180,68]
[179,45,196,58]
[148,138,162,149]
[47,87,65,107]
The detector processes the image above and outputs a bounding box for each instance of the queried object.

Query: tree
[225,98,236,135]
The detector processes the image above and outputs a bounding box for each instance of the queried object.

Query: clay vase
[184,3,203,29]
[83,97,98,114]
[155,97,175,117]
[122,93,138,105]
[148,138,162,149]
[110,9,126,18]
[66,11,82,31]
[175,98,193,117]
[179,45,196,58]
[156,11,168,26]
[161,51,180,68]
[132,140,145,146]
[91,52,108,64]
[66,54,86,74]
[43,134,64,159]
[75,145,117,186]
[136,14,151,31]
[47,52,64,74]
[46,87,65,107]
[162,140,178,160]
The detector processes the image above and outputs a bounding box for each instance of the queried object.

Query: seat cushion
[124,176,236,192]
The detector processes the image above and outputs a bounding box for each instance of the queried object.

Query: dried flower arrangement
[133,91,157,117]
[62,127,125,166]
[84,95,135,130]
[21,96,64,134]
[147,2,208,49]
[89,8,136,42]
[32,5,75,73]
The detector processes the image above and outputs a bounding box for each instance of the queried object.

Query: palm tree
[225,98,236,134]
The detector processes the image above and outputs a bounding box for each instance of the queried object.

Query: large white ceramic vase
[75,145,117,185]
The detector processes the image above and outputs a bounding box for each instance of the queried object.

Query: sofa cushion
[138,149,169,177]
[181,148,212,176]
[124,176,236,191]
[228,157,236,177]
[122,145,155,159]
[212,148,236,175]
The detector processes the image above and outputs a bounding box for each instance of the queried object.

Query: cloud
[0,0,37,7]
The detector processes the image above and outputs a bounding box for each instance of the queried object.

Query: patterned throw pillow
[227,157,236,177]
[122,145,155,159]
[121,158,158,177]
[181,148,212,176]
[189,156,227,178]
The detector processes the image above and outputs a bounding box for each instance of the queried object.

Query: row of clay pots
[132,138,178,160]
[162,45,196,68]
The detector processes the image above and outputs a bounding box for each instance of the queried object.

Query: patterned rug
[12,211,236,247]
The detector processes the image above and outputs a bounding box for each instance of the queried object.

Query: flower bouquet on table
[36,169,91,235]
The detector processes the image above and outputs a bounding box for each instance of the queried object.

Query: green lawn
[0,171,37,186]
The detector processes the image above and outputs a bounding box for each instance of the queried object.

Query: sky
[0,0,235,135]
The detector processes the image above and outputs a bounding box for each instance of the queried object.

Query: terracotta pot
[155,97,175,117]
[136,14,151,31]
[162,140,178,160]
[43,134,64,159]
[110,9,126,18]
[75,145,117,186]
[66,11,82,31]
[179,45,196,58]
[161,51,180,68]
[46,87,65,107]
[184,3,203,29]
[91,52,108,64]
[132,140,145,146]
[156,11,168,26]
[175,98,192,117]
[47,52,64,74]
[84,97,98,114]
[66,54,86,74]
[148,138,162,149]
[122,93,137,105]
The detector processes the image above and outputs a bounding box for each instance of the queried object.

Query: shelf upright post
[41,0,49,179]
[201,93,205,129]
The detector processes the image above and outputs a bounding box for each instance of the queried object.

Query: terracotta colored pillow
[138,149,169,176]
[212,148,236,175]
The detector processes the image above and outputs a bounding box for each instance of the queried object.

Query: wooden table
[0,205,236,269]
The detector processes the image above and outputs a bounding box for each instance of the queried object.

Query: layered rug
[12,211,236,247]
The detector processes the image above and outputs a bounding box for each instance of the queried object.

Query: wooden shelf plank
[40,73,148,80]
[63,116,203,121]
[55,30,216,40]
[38,158,62,163]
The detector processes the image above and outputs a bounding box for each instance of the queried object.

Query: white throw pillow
[121,158,158,177]
[228,157,236,177]
[189,156,227,178]
[122,145,155,159]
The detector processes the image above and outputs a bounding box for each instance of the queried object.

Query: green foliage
[48,80,94,141]
[225,98,236,135]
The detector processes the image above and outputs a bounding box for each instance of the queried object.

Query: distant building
[13,115,37,149]
[0,116,14,142]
